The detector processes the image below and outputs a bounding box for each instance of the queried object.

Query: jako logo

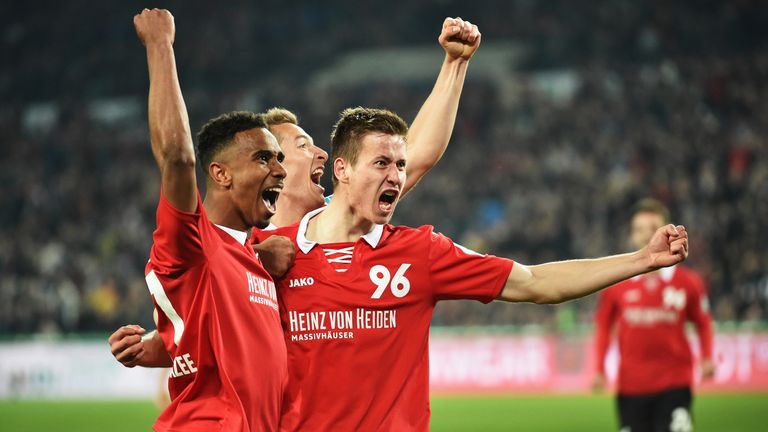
[289,277,315,288]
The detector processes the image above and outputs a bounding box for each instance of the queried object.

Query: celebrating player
[109,12,485,421]
[131,9,288,431]
[592,198,714,432]
[266,107,691,430]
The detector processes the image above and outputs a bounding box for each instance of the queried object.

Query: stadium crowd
[1,0,766,334]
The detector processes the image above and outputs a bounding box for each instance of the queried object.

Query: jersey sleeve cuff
[486,259,515,303]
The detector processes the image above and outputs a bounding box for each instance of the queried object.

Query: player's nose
[271,159,287,179]
[313,145,328,162]
[385,165,402,186]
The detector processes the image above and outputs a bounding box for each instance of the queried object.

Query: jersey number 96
[369,264,412,299]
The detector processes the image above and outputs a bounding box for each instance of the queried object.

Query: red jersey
[594,266,714,395]
[266,207,514,431]
[146,191,287,431]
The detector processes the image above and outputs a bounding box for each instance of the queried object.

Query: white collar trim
[659,265,677,282]
[215,224,249,246]
[632,265,677,282]
[296,206,384,254]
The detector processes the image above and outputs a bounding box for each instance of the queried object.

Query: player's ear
[209,161,233,188]
[334,157,350,185]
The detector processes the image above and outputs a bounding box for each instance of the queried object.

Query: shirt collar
[632,265,677,282]
[659,265,677,282]
[296,206,384,254]
[215,224,249,246]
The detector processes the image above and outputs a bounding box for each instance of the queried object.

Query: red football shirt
[146,191,287,431]
[594,266,714,395]
[267,207,515,431]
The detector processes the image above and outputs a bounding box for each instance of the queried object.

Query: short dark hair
[329,107,408,185]
[632,198,671,223]
[196,111,268,172]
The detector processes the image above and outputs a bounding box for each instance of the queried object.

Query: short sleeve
[150,188,212,272]
[429,231,514,303]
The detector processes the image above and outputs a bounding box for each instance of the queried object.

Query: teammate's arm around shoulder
[498,224,689,304]
[402,17,480,196]
[135,8,197,212]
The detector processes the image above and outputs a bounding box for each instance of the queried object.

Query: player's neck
[270,193,319,228]
[202,193,250,232]
[306,199,375,244]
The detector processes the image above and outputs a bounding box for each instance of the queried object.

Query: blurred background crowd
[1,0,766,335]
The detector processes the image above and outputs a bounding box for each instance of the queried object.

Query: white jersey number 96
[369,264,412,299]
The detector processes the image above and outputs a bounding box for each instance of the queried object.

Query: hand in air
[134,8,175,46]
[439,17,481,61]
[644,224,689,269]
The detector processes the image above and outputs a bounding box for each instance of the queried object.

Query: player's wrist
[631,248,655,273]
[444,54,470,65]
[144,39,174,51]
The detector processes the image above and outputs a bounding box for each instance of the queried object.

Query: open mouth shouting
[310,167,325,193]
[378,189,399,213]
[261,186,282,214]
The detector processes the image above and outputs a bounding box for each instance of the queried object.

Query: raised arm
[135,9,197,212]
[499,225,689,304]
[402,17,481,196]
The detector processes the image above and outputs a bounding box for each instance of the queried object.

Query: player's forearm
[145,41,195,170]
[502,251,652,304]
[530,252,652,303]
[402,56,469,195]
[140,330,174,368]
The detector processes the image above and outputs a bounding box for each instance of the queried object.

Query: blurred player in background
[132,9,289,431]
[593,198,715,432]
[264,107,691,431]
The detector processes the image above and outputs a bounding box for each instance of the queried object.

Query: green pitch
[1,393,766,431]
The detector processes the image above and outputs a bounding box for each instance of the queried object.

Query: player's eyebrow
[253,149,285,162]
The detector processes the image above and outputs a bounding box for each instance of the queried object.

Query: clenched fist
[439,17,481,61]
[134,8,175,46]
[644,224,689,269]
[254,235,296,278]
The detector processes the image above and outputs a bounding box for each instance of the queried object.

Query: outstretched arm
[499,225,689,304]
[135,8,197,212]
[402,17,481,196]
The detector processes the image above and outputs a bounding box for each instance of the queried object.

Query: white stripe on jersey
[324,246,354,263]
[145,270,185,346]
